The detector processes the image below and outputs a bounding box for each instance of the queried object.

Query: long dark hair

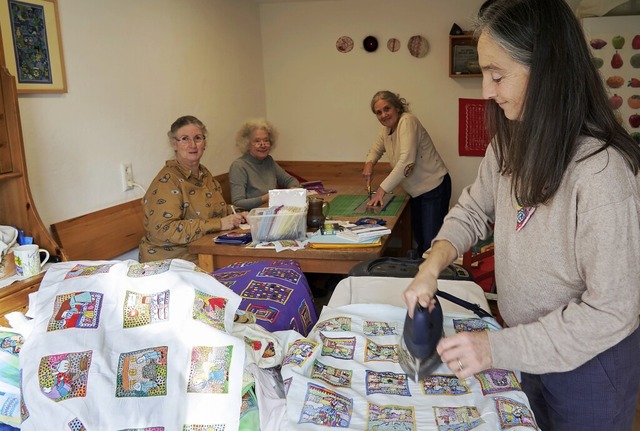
[476,0,640,206]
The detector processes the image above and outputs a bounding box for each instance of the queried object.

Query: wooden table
[188,184,412,274]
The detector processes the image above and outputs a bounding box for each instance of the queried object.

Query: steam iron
[398,296,444,382]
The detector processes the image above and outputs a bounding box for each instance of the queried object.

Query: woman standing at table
[362,91,451,256]
[139,115,245,263]
[403,0,640,429]
[229,118,300,211]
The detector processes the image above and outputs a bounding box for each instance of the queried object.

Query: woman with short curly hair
[229,119,300,210]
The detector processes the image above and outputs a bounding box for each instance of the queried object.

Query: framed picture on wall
[452,44,478,75]
[0,0,67,93]
[459,98,489,157]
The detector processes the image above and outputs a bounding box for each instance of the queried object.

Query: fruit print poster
[582,16,640,143]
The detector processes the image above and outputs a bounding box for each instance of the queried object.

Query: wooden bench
[51,199,145,261]
[214,172,231,203]
[279,161,391,187]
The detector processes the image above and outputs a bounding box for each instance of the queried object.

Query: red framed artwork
[458,98,489,157]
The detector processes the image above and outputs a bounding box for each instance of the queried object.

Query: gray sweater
[436,137,640,373]
[229,153,300,210]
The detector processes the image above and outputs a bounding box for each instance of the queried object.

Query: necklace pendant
[516,205,535,232]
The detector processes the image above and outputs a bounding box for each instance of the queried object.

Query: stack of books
[336,224,391,242]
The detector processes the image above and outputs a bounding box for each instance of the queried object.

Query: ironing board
[328,276,491,316]
[273,277,538,430]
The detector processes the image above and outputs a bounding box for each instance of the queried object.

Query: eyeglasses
[251,138,271,146]
[174,135,205,145]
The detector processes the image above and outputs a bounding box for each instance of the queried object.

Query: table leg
[198,254,215,273]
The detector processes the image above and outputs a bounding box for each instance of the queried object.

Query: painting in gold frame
[0,0,66,93]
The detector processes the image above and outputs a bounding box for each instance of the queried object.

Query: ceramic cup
[13,244,49,278]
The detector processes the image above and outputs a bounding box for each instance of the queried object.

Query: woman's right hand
[403,266,439,318]
[403,240,458,317]
[220,214,245,231]
[362,161,374,180]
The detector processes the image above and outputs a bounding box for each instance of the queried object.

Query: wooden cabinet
[0,60,65,323]
[0,276,41,326]
[0,90,13,174]
[449,33,481,78]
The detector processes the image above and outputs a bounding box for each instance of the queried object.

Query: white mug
[13,245,50,278]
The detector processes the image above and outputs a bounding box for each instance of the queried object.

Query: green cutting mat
[327,194,406,217]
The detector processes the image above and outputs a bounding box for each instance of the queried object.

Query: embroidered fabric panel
[212,259,318,335]
[19,259,245,430]
[279,304,538,430]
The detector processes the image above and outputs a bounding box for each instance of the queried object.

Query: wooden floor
[633,397,640,431]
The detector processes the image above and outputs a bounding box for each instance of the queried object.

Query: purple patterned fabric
[212,259,318,336]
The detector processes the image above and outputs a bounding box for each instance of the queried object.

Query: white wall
[18,0,266,227]
[259,0,487,207]
[16,0,596,232]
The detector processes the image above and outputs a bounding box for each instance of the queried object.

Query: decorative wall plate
[387,38,401,52]
[336,36,354,53]
[363,35,379,52]
[408,35,429,58]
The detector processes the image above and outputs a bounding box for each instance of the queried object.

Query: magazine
[214,231,252,245]
[245,240,305,252]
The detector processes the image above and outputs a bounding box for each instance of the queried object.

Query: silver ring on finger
[457,359,464,371]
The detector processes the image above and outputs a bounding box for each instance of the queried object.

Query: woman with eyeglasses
[229,118,300,211]
[139,115,246,263]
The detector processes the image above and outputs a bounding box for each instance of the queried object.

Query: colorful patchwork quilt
[275,303,539,431]
[12,259,539,431]
[17,259,283,430]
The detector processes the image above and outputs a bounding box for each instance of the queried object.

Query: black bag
[348,256,472,281]
[348,256,492,319]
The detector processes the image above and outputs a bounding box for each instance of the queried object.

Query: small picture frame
[0,0,67,93]
[453,45,479,75]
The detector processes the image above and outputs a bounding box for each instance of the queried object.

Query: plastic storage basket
[247,206,307,242]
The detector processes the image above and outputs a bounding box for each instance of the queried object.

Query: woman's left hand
[436,331,493,379]
[367,187,386,206]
